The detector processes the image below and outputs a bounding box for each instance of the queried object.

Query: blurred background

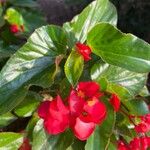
[38,0,150,42]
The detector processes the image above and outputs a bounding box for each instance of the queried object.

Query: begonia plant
[0,0,150,149]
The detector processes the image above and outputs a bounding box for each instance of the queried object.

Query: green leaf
[139,86,150,97]
[0,132,23,150]
[26,115,39,141]
[63,0,117,42]
[32,120,73,150]
[5,8,24,25]
[0,25,67,114]
[0,113,17,128]
[65,50,84,86]
[125,99,149,115]
[67,139,85,150]
[91,62,147,96]
[87,23,150,73]
[85,100,116,150]
[0,5,5,28]
[107,83,132,100]
[14,92,41,117]
[0,41,17,60]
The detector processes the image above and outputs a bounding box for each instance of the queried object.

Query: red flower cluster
[10,24,24,33]
[134,114,150,133]
[118,136,150,150]
[38,81,120,140]
[69,82,106,140]
[76,43,91,61]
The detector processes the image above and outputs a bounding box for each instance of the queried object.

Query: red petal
[109,94,120,112]
[10,24,19,33]
[144,114,150,123]
[82,97,107,124]
[49,95,69,116]
[129,137,141,150]
[77,82,102,98]
[141,137,149,150]
[41,96,70,135]
[117,141,129,150]
[68,90,85,117]
[73,117,95,141]
[76,43,91,61]
[44,114,69,135]
[38,101,50,119]
[135,122,150,133]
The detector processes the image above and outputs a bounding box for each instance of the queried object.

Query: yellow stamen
[87,99,96,106]
[78,90,85,98]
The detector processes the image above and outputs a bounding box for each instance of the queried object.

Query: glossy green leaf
[91,62,147,96]
[85,100,116,150]
[0,113,17,128]
[32,120,73,150]
[87,23,150,73]
[139,86,150,97]
[65,50,84,86]
[63,0,117,42]
[125,99,149,115]
[5,8,24,25]
[14,92,41,117]
[0,132,23,150]
[0,25,67,114]
[107,83,132,100]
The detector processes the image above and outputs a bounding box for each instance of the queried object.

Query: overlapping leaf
[87,23,150,73]
[63,0,117,42]
[0,25,67,114]
[65,50,84,86]
[32,120,73,150]
[0,132,23,150]
[91,62,147,97]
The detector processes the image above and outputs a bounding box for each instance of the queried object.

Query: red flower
[38,81,106,141]
[118,136,150,150]
[135,122,150,133]
[109,94,120,112]
[10,24,25,33]
[19,138,31,150]
[82,97,106,124]
[117,141,129,150]
[38,100,50,119]
[129,137,141,150]
[38,96,69,135]
[10,24,19,33]
[134,114,150,133]
[69,81,106,140]
[129,137,150,150]
[76,81,103,99]
[76,43,91,61]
